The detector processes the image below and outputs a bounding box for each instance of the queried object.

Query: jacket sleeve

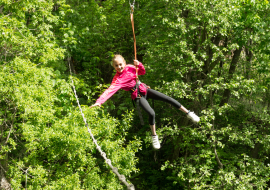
[137,62,146,75]
[96,74,122,105]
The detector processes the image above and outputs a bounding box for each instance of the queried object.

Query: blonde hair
[111,54,126,66]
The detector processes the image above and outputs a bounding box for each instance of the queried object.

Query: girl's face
[113,57,126,73]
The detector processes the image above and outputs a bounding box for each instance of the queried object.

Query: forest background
[1,0,270,189]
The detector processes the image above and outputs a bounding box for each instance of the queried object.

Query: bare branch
[0,105,8,141]
[0,163,6,173]
[15,27,27,39]
[4,13,12,17]
[213,144,223,169]
[0,5,4,14]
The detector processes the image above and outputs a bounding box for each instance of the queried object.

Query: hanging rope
[67,57,135,190]
[129,0,145,125]
[129,0,139,82]
[130,0,136,60]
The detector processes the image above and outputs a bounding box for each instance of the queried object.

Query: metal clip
[130,5,134,13]
[129,0,135,13]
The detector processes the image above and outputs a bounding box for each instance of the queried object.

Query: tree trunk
[245,46,253,79]
[219,47,242,107]
[250,143,260,159]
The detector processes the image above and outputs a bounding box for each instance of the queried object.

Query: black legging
[138,89,181,125]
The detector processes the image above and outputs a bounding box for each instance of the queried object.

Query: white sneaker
[187,111,200,123]
[152,135,161,149]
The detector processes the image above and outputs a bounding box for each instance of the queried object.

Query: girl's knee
[149,110,155,125]
[149,109,155,117]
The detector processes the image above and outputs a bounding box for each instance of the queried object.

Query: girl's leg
[179,105,189,113]
[147,89,182,109]
[150,124,156,136]
[138,97,160,149]
[138,96,155,128]
[147,89,200,122]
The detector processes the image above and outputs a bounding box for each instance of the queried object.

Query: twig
[15,27,27,39]
[35,63,42,66]
[213,143,223,169]
[0,5,4,14]
[18,166,35,178]
[211,120,223,169]
[0,163,7,173]
[1,105,8,141]
[25,168,29,190]
[4,13,12,17]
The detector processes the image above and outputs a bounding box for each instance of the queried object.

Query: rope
[129,0,139,82]
[129,1,145,125]
[67,57,135,190]
[130,2,136,60]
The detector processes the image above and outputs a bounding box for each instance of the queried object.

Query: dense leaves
[1,0,270,189]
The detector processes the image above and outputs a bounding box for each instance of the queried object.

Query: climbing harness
[130,81,145,125]
[67,57,135,190]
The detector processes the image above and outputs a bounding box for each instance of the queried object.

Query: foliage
[1,0,270,189]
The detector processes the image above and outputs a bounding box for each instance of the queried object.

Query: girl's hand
[89,103,101,109]
[134,60,139,66]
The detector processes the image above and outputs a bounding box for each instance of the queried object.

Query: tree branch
[0,105,8,141]
[0,5,4,14]
[203,35,221,75]
[213,143,223,169]
[5,107,17,144]
[0,163,6,173]
[16,27,27,39]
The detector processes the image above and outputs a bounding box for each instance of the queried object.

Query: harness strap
[135,81,144,125]
[130,81,149,125]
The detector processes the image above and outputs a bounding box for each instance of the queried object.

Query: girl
[90,55,200,149]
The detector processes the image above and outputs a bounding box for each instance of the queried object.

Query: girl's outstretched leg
[150,124,160,149]
[146,89,200,123]
[179,105,189,113]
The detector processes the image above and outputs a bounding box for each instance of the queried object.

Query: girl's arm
[134,60,146,75]
[89,102,101,108]
[90,74,121,108]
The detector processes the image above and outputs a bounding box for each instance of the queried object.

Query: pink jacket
[96,62,147,105]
